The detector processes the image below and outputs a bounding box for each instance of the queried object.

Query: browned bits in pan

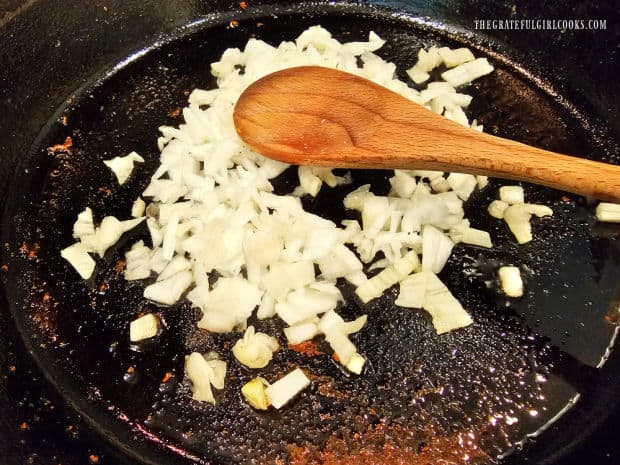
[114,260,125,273]
[47,136,73,154]
[288,341,323,357]
[167,108,181,118]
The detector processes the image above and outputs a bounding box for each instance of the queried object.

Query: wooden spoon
[233,66,620,201]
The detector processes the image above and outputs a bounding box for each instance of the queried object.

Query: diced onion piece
[450,223,493,248]
[476,176,489,189]
[343,184,372,210]
[262,261,315,300]
[355,251,419,303]
[197,277,263,332]
[157,255,192,281]
[61,242,96,279]
[503,204,533,244]
[595,202,620,223]
[346,353,366,375]
[406,64,430,84]
[389,170,417,198]
[184,352,226,404]
[72,207,95,239]
[395,272,427,308]
[313,168,338,187]
[81,216,145,257]
[124,240,152,280]
[345,270,368,287]
[318,244,363,280]
[318,310,366,368]
[488,200,509,219]
[421,225,454,273]
[422,272,473,334]
[415,46,442,72]
[498,266,523,298]
[441,58,494,87]
[256,293,276,319]
[276,285,341,325]
[341,314,368,335]
[499,185,525,204]
[241,377,271,410]
[298,166,322,197]
[232,326,279,369]
[206,355,227,390]
[461,228,492,248]
[438,47,475,68]
[103,151,145,185]
[284,320,320,345]
[143,270,193,305]
[265,368,310,409]
[524,203,553,218]
[129,313,160,341]
[243,232,283,266]
[446,173,477,200]
[131,198,146,218]
[324,327,357,364]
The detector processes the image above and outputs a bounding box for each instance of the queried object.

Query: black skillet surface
[1,1,620,465]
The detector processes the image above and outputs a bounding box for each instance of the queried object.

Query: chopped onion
[446,173,477,200]
[395,272,426,308]
[524,203,553,218]
[503,204,533,244]
[131,198,146,218]
[65,27,511,400]
[129,313,160,341]
[356,251,419,303]
[80,216,145,257]
[346,353,366,375]
[61,242,96,279]
[184,351,226,404]
[72,207,95,239]
[498,266,523,298]
[488,200,509,219]
[284,319,320,345]
[196,277,262,333]
[438,47,475,68]
[421,225,454,273]
[262,261,315,300]
[241,377,270,410]
[406,64,430,84]
[595,202,620,223]
[232,326,279,369]
[265,368,310,409]
[276,285,342,326]
[441,58,494,87]
[421,271,473,334]
[124,240,152,280]
[396,271,472,333]
[143,270,193,305]
[499,185,525,204]
[449,222,492,248]
[103,151,144,185]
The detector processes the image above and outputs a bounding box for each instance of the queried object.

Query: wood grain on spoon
[233,66,620,201]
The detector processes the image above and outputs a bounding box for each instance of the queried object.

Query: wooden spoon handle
[235,66,620,201]
[326,117,620,202]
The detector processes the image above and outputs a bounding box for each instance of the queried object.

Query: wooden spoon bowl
[233,66,620,201]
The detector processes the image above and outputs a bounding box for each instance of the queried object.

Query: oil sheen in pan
[5,9,620,465]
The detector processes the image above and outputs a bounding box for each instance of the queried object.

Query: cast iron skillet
[1,1,620,465]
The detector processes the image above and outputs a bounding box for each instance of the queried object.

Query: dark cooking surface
[1,1,619,465]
